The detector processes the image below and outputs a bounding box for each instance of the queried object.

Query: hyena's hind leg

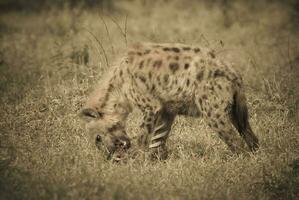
[195,82,258,153]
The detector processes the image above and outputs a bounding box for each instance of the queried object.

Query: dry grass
[1,0,299,199]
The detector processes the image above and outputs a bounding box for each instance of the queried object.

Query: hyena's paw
[149,146,168,161]
[136,134,150,149]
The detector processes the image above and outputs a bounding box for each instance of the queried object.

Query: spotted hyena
[80,42,259,161]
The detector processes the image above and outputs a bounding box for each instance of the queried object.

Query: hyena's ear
[79,108,102,120]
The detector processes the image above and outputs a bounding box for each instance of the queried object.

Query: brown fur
[81,42,259,160]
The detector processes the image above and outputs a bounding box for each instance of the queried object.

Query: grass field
[1,0,299,199]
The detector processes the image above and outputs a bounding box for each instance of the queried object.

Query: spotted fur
[81,42,259,160]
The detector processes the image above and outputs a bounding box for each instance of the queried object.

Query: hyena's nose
[95,135,102,149]
[113,135,131,149]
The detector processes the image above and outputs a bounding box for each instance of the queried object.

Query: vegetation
[0,0,298,199]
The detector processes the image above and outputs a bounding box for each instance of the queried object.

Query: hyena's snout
[105,135,131,162]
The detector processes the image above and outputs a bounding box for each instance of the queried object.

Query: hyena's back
[120,43,259,152]
[123,43,240,108]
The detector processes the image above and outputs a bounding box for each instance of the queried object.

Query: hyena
[80,43,259,161]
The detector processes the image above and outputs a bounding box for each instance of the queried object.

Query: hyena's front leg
[149,110,176,160]
[138,107,176,160]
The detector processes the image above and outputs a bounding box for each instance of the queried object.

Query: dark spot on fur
[216,113,220,118]
[214,69,225,78]
[148,72,152,79]
[202,95,207,100]
[194,48,201,53]
[214,123,218,128]
[169,63,179,73]
[139,60,144,69]
[217,84,222,90]
[108,84,114,92]
[196,71,204,81]
[183,47,191,51]
[177,87,182,92]
[186,79,190,87]
[142,98,146,102]
[174,56,179,60]
[153,60,162,68]
[151,84,156,91]
[157,76,161,85]
[208,51,216,58]
[184,63,190,70]
[137,52,142,56]
[163,47,170,51]
[139,76,146,83]
[220,120,225,126]
[164,74,169,83]
[172,47,180,53]
[119,70,123,77]
[214,104,219,109]
[207,112,211,117]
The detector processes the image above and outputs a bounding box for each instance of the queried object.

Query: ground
[0,0,299,199]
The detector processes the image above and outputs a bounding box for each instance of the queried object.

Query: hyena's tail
[231,89,259,152]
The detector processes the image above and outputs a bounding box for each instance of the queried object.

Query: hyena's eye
[80,108,103,119]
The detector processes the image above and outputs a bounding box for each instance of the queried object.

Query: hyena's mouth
[96,135,131,162]
[106,146,130,162]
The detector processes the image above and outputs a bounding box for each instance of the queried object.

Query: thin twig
[108,15,128,47]
[99,14,115,55]
[84,28,110,68]
[124,14,128,47]
[199,34,210,47]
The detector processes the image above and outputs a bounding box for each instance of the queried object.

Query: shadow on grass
[262,159,299,200]
[0,159,67,200]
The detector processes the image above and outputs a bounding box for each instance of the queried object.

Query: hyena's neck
[102,69,132,125]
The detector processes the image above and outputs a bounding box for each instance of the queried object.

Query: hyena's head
[80,81,132,161]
